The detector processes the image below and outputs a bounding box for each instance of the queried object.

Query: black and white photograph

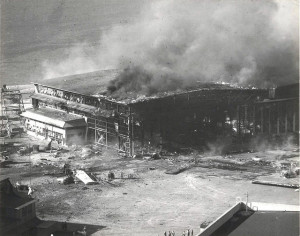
[0,0,299,235]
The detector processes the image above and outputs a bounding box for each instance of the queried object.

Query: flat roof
[33,70,267,105]
[212,211,299,236]
[200,202,300,236]
[255,97,298,104]
[39,69,120,96]
[21,108,86,128]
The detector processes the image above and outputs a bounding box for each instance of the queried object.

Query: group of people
[163,229,193,236]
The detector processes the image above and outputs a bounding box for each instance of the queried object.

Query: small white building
[21,107,87,145]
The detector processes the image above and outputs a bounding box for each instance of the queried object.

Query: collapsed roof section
[37,69,267,105]
[31,93,98,114]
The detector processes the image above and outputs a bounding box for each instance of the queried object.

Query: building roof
[103,83,265,104]
[20,108,86,129]
[40,69,120,96]
[221,211,299,236]
[30,93,98,114]
[198,202,300,236]
[255,97,298,104]
[33,69,267,105]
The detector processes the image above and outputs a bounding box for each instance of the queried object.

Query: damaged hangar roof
[41,69,120,96]
[39,70,266,105]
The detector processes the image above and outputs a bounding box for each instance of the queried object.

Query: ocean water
[0,0,146,85]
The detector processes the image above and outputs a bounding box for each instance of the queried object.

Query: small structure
[0,177,37,235]
[0,85,25,137]
[21,107,87,145]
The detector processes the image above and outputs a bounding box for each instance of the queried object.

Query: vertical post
[246,192,249,212]
[237,105,240,137]
[1,91,4,145]
[129,107,133,157]
[34,84,39,93]
[285,105,288,134]
[261,106,264,133]
[292,101,296,133]
[253,105,256,135]
[141,121,144,149]
[132,114,134,155]
[94,118,96,143]
[277,103,280,134]
[268,106,271,134]
[245,105,248,126]
[105,119,108,149]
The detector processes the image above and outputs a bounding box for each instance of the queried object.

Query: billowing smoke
[42,42,98,79]
[43,0,299,94]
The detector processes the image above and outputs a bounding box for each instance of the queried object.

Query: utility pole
[246,192,249,212]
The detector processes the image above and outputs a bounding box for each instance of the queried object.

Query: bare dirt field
[1,134,299,236]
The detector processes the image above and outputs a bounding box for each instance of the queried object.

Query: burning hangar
[20,71,299,156]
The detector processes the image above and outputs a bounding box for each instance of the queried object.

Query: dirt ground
[0,134,299,236]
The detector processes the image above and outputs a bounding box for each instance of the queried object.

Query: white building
[21,107,87,145]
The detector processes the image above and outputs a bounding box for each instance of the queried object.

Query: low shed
[21,107,87,145]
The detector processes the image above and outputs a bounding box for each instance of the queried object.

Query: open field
[1,134,299,236]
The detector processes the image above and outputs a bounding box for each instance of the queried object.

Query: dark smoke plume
[107,66,186,96]
[102,0,298,94]
[43,0,299,94]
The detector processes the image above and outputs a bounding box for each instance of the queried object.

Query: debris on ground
[252,180,299,189]
[281,169,297,178]
[252,157,262,162]
[57,176,75,185]
[81,147,93,158]
[165,164,191,175]
[108,171,115,180]
[75,170,98,185]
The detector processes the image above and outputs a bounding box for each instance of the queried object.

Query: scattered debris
[57,176,74,185]
[75,170,97,185]
[81,147,93,158]
[108,171,115,180]
[252,157,262,162]
[152,153,160,159]
[165,164,191,175]
[143,155,152,160]
[252,180,299,189]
